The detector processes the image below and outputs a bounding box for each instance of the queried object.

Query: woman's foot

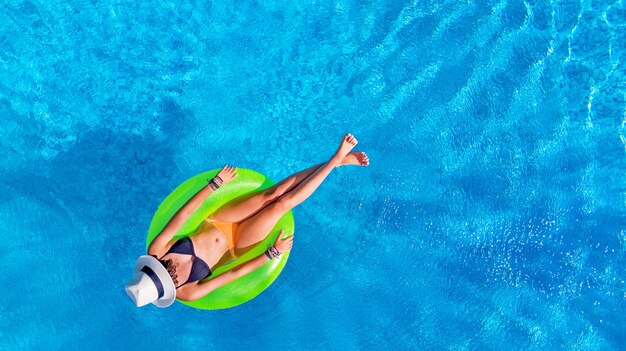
[332,133,358,164]
[339,152,369,167]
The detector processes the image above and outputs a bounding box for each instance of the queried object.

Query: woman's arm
[179,231,294,301]
[148,166,238,256]
[178,252,272,301]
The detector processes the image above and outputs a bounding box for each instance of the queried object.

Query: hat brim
[134,255,177,308]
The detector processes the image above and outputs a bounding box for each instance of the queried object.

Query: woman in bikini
[125,133,369,307]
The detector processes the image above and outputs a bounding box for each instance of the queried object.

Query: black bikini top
[160,236,212,288]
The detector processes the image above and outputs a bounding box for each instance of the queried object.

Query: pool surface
[1,0,625,349]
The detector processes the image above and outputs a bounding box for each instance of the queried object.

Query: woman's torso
[161,221,229,287]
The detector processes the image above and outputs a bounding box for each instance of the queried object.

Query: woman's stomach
[191,221,230,269]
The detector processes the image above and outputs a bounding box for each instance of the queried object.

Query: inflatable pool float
[146,168,295,310]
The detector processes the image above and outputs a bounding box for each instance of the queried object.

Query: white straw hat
[125,255,176,308]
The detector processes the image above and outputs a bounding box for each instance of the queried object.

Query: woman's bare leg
[235,133,359,250]
[210,151,369,223]
[209,163,323,223]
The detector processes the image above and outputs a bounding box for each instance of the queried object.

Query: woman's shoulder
[148,237,178,258]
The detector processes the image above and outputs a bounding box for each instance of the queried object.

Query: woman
[125,133,368,307]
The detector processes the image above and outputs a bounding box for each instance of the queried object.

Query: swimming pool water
[1,0,624,349]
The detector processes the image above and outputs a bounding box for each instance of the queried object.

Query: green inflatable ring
[146,168,294,310]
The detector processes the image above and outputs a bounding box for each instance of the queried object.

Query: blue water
[1,0,625,349]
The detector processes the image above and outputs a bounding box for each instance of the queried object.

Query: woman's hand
[215,165,238,185]
[273,230,294,255]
